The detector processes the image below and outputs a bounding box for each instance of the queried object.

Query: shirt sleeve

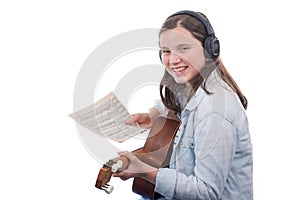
[150,99,168,116]
[155,113,237,199]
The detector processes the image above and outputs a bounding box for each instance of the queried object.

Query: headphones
[159,10,220,61]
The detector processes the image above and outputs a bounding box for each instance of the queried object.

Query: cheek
[187,54,206,71]
[164,65,173,75]
[162,56,169,66]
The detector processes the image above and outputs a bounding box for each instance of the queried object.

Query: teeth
[173,67,187,72]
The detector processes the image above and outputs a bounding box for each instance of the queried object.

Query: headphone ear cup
[159,50,163,63]
[204,36,220,59]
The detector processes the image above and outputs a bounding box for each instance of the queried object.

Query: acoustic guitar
[95,113,181,199]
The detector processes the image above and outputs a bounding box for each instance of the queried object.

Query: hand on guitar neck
[94,152,158,194]
[113,151,158,184]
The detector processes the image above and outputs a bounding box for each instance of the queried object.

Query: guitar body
[132,115,181,199]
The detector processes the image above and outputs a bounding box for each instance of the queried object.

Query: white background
[1,0,300,199]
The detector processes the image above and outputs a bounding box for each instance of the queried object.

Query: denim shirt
[151,70,253,200]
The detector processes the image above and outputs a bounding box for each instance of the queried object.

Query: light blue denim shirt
[149,70,253,200]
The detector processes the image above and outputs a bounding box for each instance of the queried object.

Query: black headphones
[159,10,220,61]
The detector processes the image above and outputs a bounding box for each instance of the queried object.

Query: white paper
[69,92,146,142]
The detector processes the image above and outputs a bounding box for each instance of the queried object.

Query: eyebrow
[160,43,193,49]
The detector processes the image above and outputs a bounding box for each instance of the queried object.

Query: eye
[161,49,170,54]
[179,47,189,52]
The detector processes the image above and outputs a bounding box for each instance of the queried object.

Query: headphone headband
[167,10,215,36]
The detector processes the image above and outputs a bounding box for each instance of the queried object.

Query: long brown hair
[159,13,248,113]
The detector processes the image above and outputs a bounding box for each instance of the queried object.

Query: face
[159,26,206,84]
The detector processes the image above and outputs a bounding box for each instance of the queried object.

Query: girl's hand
[113,151,158,184]
[125,113,152,128]
[125,108,160,129]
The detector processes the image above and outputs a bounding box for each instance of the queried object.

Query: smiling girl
[115,10,253,200]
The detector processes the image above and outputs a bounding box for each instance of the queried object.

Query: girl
[114,10,253,200]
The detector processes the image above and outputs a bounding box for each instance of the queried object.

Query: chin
[174,77,189,84]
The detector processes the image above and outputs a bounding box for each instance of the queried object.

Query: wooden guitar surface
[132,115,180,199]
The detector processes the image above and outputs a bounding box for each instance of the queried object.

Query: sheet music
[69,92,146,142]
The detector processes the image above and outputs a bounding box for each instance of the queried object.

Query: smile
[172,66,188,73]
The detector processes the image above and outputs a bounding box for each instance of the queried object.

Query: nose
[169,52,181,65]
